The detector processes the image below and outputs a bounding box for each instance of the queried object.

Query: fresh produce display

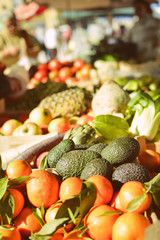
[1,56,160,239]
[0,124,160,239]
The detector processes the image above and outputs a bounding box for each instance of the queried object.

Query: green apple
[28,107,52,126]
[0,119,22,136]
[12,122,42,136]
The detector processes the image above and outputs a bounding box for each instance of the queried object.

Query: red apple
[76,114,94,125]
[0,113,11,127]
[35,151,49,169]
[0,119,22,136]
[48,117,71,134]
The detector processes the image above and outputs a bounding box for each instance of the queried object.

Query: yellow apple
[28,107,52,126]
[0,119,22,136]
[12,122,42,136]
[48,117,71,134]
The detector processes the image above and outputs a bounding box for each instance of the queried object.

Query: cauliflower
[91,80,130,117]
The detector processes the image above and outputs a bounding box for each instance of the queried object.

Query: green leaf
[144,220,160,240]
[32,207,45,226]
[127,194,147,212]
[8,176,29,188]
[93,114,129,141]
[101,211,122,216]
[144,173,160,208]
[0,233,2,240]
[0,177,8,199]
[56,197,80,220]
[0,192,14,224]
[29,217,69,240]
[79,181,97,221]
[40,155,48,170]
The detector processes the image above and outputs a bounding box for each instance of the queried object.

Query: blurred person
[126,0,160,62]
[0,62,22,99]
[0,8,42,69]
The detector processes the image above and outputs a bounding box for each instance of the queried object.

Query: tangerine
[112,212,150,240]
[45,202,74,234]
[138,149,160,171]
[0,224,21,240]
[59,177,83,200]
[87,175,113,205]
[26,169,59,208]
[14,206,42,237]
[63,229,90,239]
[5,188,25,218]
[6,159,32,179]
[84,204,119,240]
[119,181,152,213]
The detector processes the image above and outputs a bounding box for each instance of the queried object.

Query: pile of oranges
[1,156,158,240]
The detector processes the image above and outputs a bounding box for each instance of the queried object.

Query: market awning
[33,0,158,10]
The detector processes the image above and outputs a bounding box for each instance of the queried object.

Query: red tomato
[58,67,73,82]
[37,63,48,71]
[34,70,48,82]
[48,59,62,71]
[81,64,92,79]
[73,59,86,70]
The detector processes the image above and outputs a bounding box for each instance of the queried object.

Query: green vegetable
[93,114,129,142]
[63,124,97,145]
[126,92,160,141]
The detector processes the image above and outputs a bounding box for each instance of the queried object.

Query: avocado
[101,136,140,166]
[87,143,108,155]
[74,144,89,150]
[56,149,101,179]
[47,139,75,168]
[112,162,151,190]
[80,157,113,180]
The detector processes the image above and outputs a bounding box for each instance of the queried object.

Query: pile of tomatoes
[29,59,93,87]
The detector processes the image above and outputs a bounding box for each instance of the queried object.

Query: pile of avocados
[42,135,151,191]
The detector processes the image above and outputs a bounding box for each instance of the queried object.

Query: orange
[49,233,64,240]
[84,204,119,240]
[0,224,21,240]
[63,229,90,239]
[86,175,113,206]
[138,149,160,171]
[14,206,42,237]
[26,169,59,208]
[112,212,151,240]
[119,181,152,213]
[6,159,32,179]
[4,188,25,219]
[59,177,83,200]
[45,202,74,234]
[110,191,124,212]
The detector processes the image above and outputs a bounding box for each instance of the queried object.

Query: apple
[35,151,49,169]
[0,119,22,136]
[76,114,94,125]
[12,122,42,136]
[28,107,52,126]
[18,112,29,123]
[0,113,11,127]
[48,117,71,134]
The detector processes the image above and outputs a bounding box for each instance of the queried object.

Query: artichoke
[63,124,97,145]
